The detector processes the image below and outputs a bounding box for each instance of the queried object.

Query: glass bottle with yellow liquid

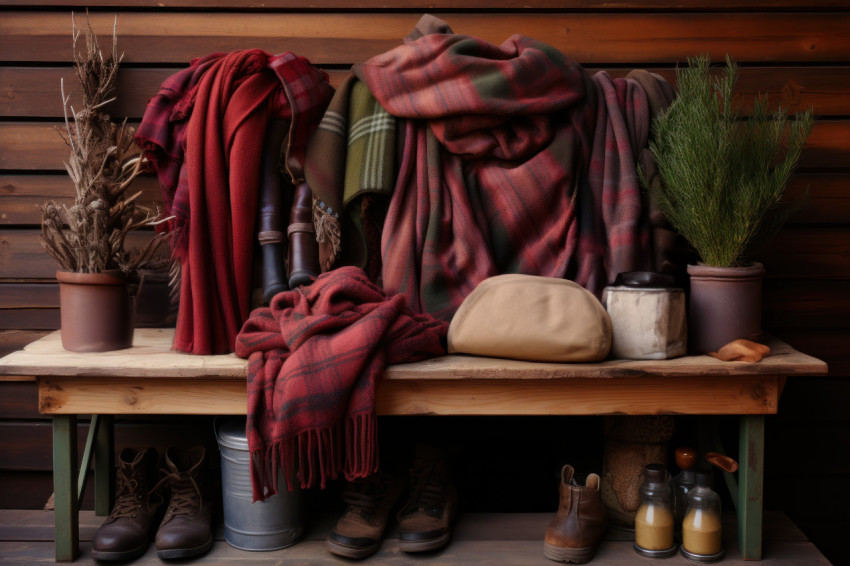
[681,472,724,562]
[633,463,677,558]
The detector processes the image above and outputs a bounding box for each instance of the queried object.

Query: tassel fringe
[313,196,342,271]
[249,412,378,502]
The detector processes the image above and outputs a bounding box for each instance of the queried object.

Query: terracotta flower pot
[56,270,134,352]
[686,263,766,354]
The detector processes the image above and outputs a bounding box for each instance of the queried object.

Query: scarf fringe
[249,412,378,502]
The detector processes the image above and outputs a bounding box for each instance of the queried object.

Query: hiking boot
[91,447,164,561]
[155,446,214,560]
[543,464,607,564]
[326,472,405,559]
[396,444,458,553]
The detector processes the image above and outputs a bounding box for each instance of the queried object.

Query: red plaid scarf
[353,16,669,320]
[136,50,332,354]
[235,266,447,497]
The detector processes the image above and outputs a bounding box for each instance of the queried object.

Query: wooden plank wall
[1,1,848,563]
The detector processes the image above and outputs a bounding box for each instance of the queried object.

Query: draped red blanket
[353,16,671,320]
[235,266,448,498]
[135,50,333,354]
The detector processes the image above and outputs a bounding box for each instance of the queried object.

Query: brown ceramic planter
[686,263,766,354]
[56,270,134,352]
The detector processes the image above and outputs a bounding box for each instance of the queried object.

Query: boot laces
[407,461,444,510]
[155,469,203,515]
[341,474,389,519]
[110,466,145,519]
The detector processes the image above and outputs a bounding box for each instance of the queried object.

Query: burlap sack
[447,274,612,362]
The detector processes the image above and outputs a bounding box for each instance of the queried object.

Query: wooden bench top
[0,328,827,417]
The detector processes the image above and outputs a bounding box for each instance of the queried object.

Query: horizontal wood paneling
[759,226,850,279]
[0,420,218,471]
[1,0,846,8]
[0,175,162,226]
[763,279,850,328]
[1,172,845,227]
[3,12,850,65]
[3,120,848,171]
[0,471,59,510]
[0,381,40,420]
[1,226,848,279]
[0,229,161,279]
[0,284,58,309]
[784,173,850,226]
[4,65,849,119]
[0,310,59,332]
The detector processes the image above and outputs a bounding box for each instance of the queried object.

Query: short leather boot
[326,472,405,559]
[91,447,164,561]
[543,464,607,564]
[155,446,214,559]
[397,444,458,553]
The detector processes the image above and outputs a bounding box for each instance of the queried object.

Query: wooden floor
[0,509,832,565]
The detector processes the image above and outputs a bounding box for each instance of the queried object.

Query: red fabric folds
[135,50,333,354]
[235,266,448,499]
[353,18,667,320]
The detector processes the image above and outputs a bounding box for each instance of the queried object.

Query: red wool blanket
[235,266,448,498]
[136,50,333,354]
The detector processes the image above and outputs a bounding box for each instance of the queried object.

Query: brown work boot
[326,472,405,559]
[154,446,214,560]
[397,444,458,553]
[91,447,164,561]
[543,464,607,564]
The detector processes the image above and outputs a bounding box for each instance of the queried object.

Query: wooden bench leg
[738,414,765,560]
[94,414,114,516]
[53,414,80,562]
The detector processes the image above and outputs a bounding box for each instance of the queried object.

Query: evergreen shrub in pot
[646,55,813,353]
[40,18,170,352]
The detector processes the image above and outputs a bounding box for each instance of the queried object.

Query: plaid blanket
[352,15,672,319]
[136,50,332,354]
[235,266,448,497]
[305,75,397,280]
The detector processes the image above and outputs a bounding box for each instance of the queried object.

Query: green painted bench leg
[738,414,765,560]
[53,414,80,562]
[94,414,114,516]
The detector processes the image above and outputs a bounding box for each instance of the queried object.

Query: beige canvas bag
[447,274,612,362]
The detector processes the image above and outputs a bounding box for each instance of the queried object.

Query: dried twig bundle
[40,14,171,274]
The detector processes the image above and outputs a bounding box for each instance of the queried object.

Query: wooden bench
[0,328,827,562]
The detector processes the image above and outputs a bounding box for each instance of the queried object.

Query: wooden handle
[706,451,739,473]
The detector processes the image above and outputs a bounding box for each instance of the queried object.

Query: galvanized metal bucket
[215,418,305,551]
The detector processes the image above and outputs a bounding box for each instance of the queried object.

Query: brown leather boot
[326,472,405,559]
[543,465,607,564]
[154,446,214,559]
[397,444,458,553]
[91,447,164,561]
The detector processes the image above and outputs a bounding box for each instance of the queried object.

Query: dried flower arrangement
[40,16,170,275]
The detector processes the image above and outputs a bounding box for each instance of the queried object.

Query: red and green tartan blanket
[235,266,448,497]
[350,15,675,320]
